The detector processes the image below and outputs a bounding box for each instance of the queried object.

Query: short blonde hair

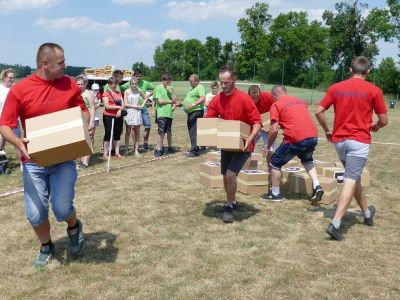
[0,68,15,81]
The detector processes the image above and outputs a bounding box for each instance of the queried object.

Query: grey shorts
[335,139,369,181]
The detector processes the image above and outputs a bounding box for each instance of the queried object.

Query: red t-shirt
[319,77,387,144]
[205,88,261,151]
[0,73,87,133]
[103,90,123,117]
[255,91,274,114]
[270,95,318,144]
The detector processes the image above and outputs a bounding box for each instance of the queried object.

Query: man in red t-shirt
[248,85,275,169]
[315,56,388,241]
[206,66,261,223]
[0,43,93,267]
[262,85,324,204]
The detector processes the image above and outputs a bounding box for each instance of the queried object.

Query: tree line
[136,1,400,95]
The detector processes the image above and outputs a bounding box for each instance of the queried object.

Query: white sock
[271,186,280,196]
[364,208,371,219]
[312,180,320,189]
[332,218,341,229]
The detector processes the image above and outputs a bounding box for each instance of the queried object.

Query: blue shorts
[270,137,318,169]
[23,160,77,227]
[141,108,151,129]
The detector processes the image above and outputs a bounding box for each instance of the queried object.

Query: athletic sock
[312,180,320,189]
[41,239,53,251]
[364,208,371,219]
[271,186,280,196]
[232,200,237,205]
[332,218,341,229]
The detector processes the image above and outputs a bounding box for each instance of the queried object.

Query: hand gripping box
[197,118,219,147]
[25,106,93,167]
[217,120,250,151]
[237,170,269,195]
[260,113,270,131]
[199,162,223,188]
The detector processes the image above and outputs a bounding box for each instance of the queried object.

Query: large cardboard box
[281,167,305,191]
[197,118,219,146]
[314,160,336,173]
[237,170,269,195]
[25,107,93,167]
[260,113,270,131]
[288,172,312,195]
[320,189,339,205]
[318,177,337,192]
[205,151,221,163]
[217,120,250,151]
[199,162,223,188]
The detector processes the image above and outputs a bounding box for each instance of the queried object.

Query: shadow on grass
[307,206,362,235]
[203,200,260,222]
[52,231,118,265]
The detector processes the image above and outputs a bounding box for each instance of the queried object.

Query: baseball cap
[91,83,100,90]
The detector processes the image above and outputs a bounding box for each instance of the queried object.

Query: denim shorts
[270,137,318,169]
[23,160,77,227]
[141,108,151,129]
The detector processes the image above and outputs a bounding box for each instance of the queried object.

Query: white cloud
[163,29,186,40]
[0,0,61,14]
[35,16,158,46]
[164,0,256,22]
[112,0,156,4]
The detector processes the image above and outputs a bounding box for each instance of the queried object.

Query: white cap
[91,83,100,90]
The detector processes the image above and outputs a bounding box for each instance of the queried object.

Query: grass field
[1,83,399,299]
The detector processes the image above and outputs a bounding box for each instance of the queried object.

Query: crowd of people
[0,42,388,268]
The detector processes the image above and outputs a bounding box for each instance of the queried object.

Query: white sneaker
[0,150,6,155]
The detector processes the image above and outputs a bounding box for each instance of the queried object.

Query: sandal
[115,154,124,159]
[101,155,109,161]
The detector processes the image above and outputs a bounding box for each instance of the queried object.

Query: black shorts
[157,117,172,134]
[220,150,251,175]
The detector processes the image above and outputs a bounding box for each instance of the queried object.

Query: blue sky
[0,0,396,70]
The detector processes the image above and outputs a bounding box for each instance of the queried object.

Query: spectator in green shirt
[153,72,178,157]
[182,74,206,157]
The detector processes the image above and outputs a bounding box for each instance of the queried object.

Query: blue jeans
[141,108,151,129]
[270,137,318,169]
[23,160,77,227]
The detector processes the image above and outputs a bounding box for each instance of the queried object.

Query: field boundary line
[0,153,179,199]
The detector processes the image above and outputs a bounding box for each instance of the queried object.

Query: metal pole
[197,53,200,76]
[281,60,285,85]
[311,60,317,105]
[253,60,256,80]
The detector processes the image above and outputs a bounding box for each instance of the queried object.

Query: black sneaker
[222,205,234,223]
[144,143,149,150]
[260,192,283,202]
[311,185,324,205]
[186,151,198,157]
[364,205,376,226]
[167,147,174,154]
[326,223,345,241]
[232,201,238,210]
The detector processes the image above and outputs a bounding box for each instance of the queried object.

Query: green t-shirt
[121,80,154,104]
[182,83,206,114]
[153,84,174,119]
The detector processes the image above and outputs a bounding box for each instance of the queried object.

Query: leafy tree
[153,39,186,80]
[202,36,222,79]
[131,62,150,74]
[374,57,400,94]
[322,1,380,79]
[236,2,271,79]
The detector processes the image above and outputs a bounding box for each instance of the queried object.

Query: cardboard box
[318,167,345,183]
[197,118,219,146]
[205,151,221,163]
[217,120,250,151]
[288,172,312,195]
[281,167,305,191]
[260,113,270,131]
[320,189,339,205]
[361,168,370,187]
[25,106,93,167]
[318,177,337,192]
[199,162,223,188]
[313,160,336,173]
[237,170,269,195]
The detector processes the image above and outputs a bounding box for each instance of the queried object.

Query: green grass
[0,83,399,299]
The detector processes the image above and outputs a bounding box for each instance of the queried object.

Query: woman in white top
[0,69,16,155]
[124,77,145,156]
